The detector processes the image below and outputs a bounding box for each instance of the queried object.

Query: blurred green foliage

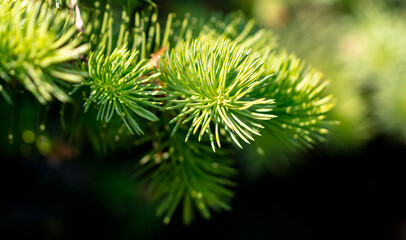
[213,0,406,176]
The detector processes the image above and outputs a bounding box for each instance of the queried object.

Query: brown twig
[69,0,84,33]
[149,47,167,69]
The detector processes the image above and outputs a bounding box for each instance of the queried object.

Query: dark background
[2,135,406,240]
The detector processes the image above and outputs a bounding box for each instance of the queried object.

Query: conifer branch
[0,0,89,104]
[136,133,236,225]
[160,39,276,150]
[0,0,337,226]
[256,53,336,149]
[82,46,162,134]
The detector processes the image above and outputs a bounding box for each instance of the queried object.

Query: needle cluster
[161,39,275,150]
[0,0,89,104]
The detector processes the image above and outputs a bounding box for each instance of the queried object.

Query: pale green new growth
[83,47,162,134]
[0,0,89,104]
[160,39,276,150]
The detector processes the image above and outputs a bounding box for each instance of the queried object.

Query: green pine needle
[136,134,236,225]
[255,52,336,149]
[160,39,276,150]
[83,46,162,134]
[0,0,338,226]
[87,3,164,59]
[0,0,89,104]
